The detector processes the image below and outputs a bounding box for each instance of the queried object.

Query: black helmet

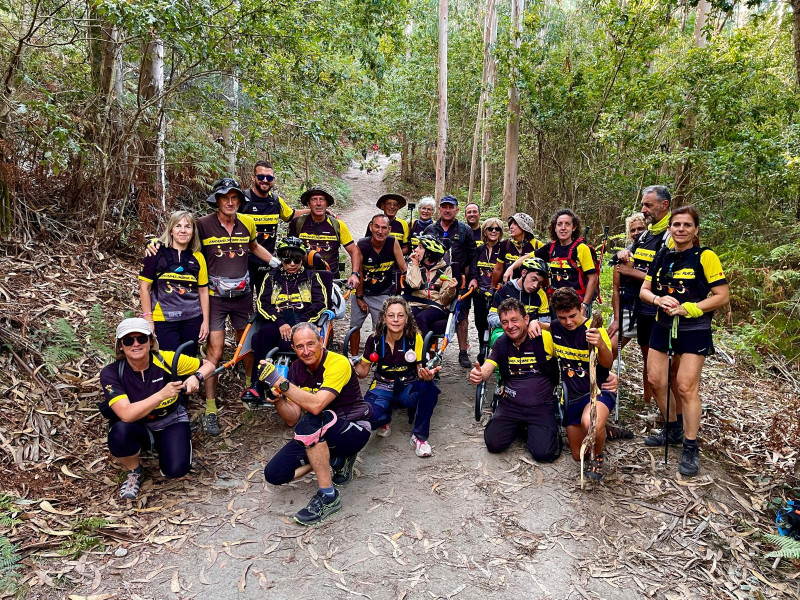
[207,177,245,206]
[521,256,549,279]
[276,236,308,259]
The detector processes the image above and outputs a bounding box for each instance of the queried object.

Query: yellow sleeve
[531,239,543,250]
[278,197,294,221]
[537,289,549,315]
[577,244,596,273]
[598,328,612,351]
[542,330,554,360]
[338,220,354,246]
[401,220,410,244]
[238,214,257,240]
[700,250,726,285]
[414,333,424,358]
[155,351,201,376]
[195,252,208,286]
[321,353,352,394]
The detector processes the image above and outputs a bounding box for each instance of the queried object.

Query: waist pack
[210,273,250,298]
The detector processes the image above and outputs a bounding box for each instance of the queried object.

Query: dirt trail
[69,159,788,600]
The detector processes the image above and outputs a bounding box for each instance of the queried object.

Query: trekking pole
[615,325,621,424]
[664,315,677,464]
[596,226,610,305]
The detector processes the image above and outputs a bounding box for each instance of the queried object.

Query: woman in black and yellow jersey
[138,211,210,355]
[474,218,504,347]
[99,318,216,500]
[491,212,542,288]
[639,206,729,477]
[354,297,440,457]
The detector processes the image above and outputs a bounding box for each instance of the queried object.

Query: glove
[269,257,281,269]
[258,361,282,387]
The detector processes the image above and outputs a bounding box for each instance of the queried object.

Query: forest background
[1,0,799,366]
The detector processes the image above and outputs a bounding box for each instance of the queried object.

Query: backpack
[548,237,600,300]
[154,247,194,290]
[294,214,341,240]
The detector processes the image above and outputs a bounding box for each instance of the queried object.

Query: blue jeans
[365,380,439,441]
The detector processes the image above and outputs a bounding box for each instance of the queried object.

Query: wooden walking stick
[580,311,604,489]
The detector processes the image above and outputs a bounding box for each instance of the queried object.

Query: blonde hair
[159,210,201,253]
[625,212,646,244]
[481,217,504,244]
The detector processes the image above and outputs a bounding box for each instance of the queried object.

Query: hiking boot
[331,453,358,487]
[679,444,700,476]
[644,424,683,447]
[294,489,342,526]
[376,424,391,438]
[458,350,471,369]
[120,466,144,500]
[410,434,432,458]
[202,412,221,436]
[606,423,634,441]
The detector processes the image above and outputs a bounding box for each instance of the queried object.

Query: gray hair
[641,185,671,206]
[417,197,436,211]
[290,321,320,344]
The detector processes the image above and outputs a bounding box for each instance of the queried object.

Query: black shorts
[649,323,714,356]
[637,313,656,347]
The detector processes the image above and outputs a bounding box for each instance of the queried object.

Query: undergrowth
[42,303,114,373]
[57,517,107,559]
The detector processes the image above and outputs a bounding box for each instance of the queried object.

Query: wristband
[356,295,364,300]
[681,302,704,318]
[140,312,153,317]
[193,371,204,384]
[351,271,361,279]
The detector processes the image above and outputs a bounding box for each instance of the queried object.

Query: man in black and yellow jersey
[288,187,361,285]
[99,318,216,500]
[241,160,311,292]
[261,323,372,526]
[469,298,561,462]
[365,194,411,254]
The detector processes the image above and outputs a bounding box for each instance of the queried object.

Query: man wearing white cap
[98,318,216,500]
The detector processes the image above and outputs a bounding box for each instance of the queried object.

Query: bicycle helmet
[521,256,549,279]
[276,236,308,259]
[417,235,446,261]
[206,177,245,206]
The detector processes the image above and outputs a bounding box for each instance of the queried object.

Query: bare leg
[235,328,253,382]
[116,454,141,471]
[674,354,705,440]
[641,345,654,406]
[293,464,314,480]
[670,355,684,416]
[350,330,361,357]
[205,330,225,401]
[647,349,676,423]
[457,316,469,352]
[305,441,332,488]
[582,402,610,456]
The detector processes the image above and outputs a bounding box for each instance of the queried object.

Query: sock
[245,376,252,388]
[676,413,683,427]
[683,438,697,448]
[205,398,218,415]
[319,486,336,499]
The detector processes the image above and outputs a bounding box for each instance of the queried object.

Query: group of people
[99,163,729,525]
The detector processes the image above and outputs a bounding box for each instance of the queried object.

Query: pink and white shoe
[376,424,391,438]
[410,434,432,457]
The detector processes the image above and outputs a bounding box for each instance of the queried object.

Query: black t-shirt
[549,319,611,399]
[360,332,424,387]
[241,189,295,255]
[485,331,556,408]
[358,237,400,296]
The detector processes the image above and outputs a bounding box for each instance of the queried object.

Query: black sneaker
[332,453,357,487]
[459,350,471,368]
[643,424,684,447]
[294,489,342,526]
[202,412,221,436]
[679,444,700,476]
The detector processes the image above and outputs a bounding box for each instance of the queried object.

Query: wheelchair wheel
[475,378,496,421]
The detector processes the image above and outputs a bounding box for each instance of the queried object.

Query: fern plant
[763,533,800,559]
[0,537,21,595]
[87,304,113,359]
[42,318,82,372]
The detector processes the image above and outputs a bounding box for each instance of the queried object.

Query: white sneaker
[410,434,432,457]
[376,424,391,438]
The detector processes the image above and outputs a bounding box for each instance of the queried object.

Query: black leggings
[107,419,192,478]
[412,306,448,337]
[154,316,202,355]
[484,401,561,463]
[472,293,490,344]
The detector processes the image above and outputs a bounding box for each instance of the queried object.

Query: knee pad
[293,410,338,447]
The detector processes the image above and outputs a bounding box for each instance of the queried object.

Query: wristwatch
[351,271,361,279]
[193,371,204,384]
[279,380,290,393]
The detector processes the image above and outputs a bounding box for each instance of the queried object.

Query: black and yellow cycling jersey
[288,215,354,278]
[365,218,410,247]
[288,350,372,422]
[622,213,674,315]
[256,267,328,326]
[485,331,557,407]
[241,189,295,255]
[476,243,501,293]
[549,319,611,400]
[139,248,208,321]
[359,236,401,296]
[646,245,726,332]
[100,351,200,420]
[196,213,256,290]
[361,332,424,389]
[536,240,596,300]
[490,280,549,320]
[496,237,543,279]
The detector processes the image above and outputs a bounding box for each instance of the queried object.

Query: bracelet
[356,295,364,300]
[140,312,153,317]
[351,271,361,279]
[193,371,204,384]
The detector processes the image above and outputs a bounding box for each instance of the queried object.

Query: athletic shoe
[294,489,342,526]
[202,412,221,436]
[679,445,700,476]
[584,454,605,480]
[331,453,358,487]
[606,423,634,440]
[644,425,683,447]
[410,434,432,457]
[120,466,144,499]
[458,350,471,368]
[376,424,391,438]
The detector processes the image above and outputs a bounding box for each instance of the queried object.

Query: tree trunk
[221,69,239,175]
[140,37,167,209]
[791,0,800,87]
[435,0,448,201]
[468,0,497,205]
[501,0,524,220]
[481,3,498,208]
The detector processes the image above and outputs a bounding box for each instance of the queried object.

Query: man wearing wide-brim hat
[364,193,410,254]
[288,186,361,288]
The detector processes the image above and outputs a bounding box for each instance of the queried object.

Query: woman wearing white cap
[98,318,216,500]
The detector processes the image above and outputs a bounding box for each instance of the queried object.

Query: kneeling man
[262,323,372,525]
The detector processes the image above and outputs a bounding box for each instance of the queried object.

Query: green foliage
[0,537,22,596]
[763,533,800,559]
[42,319,82,371]
[0,495,21,529]
[57,517,108,559]
[87,304,113,359]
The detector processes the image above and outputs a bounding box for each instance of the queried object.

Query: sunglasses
[281,256,302,265]
[485,227,502,232]
[121,334,149,346]
[256,174,275,182]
